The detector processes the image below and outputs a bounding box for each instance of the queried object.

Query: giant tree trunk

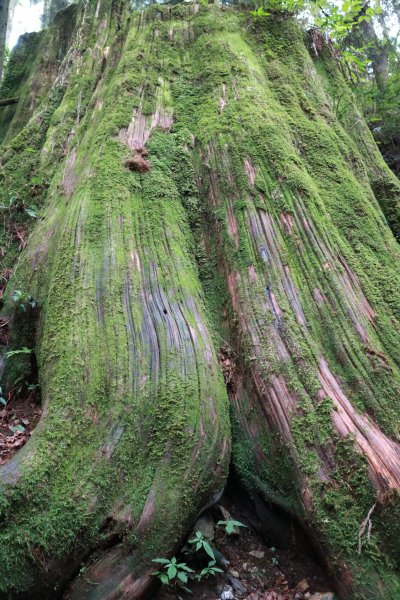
[1,2,400,599]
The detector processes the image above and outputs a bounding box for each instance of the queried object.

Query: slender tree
[0,0,10,80]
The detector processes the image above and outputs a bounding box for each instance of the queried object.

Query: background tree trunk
[0,0,10,80]
[1,2,400,599]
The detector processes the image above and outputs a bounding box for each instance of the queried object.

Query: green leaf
[179,564,194,572]
[152,558,170,564]
[11,424,25,433]
[231,520,246,527]
[0,397,6,406]
[177,572,188,584]
[203,541,215,560]
[167,564,177,579]
[25,207,38,218]
[160,573,169,585]
[212,566,223,573]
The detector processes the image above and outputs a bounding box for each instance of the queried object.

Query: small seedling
[27,383,40,392]
[10,424,25,433]
[250,6,270,17]
[24,206,38,219]
[217,519,246,535]
[196,560,223,580]
[152,557,194,592]
[12,290,22,303]
[189,531,215,559]
[11,290,38,312]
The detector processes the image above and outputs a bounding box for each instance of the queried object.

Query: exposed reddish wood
[244,158,256,186]
[318,357,400,494]
[226,202,240,249]
[119,84,173,151]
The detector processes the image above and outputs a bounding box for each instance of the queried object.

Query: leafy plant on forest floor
[217,518,246,535]
[152,528,228,591]
[153,519,247,592]
[196,560,223,580]
[152,557,194,592]
[188,530,215,559]
[12,290,38,312]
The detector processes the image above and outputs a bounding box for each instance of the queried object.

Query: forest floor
[0,386,41,464]
[156,482,336,600]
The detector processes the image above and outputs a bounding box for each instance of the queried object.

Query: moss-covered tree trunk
[1,2,400,599]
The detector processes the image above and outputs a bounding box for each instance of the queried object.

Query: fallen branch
[358,503,376,554]
[0,97,19,107]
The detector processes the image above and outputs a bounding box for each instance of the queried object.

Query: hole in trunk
[0,349,41,465]
[155,471,335,599]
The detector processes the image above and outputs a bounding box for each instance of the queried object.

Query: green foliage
[248,0,380,78]
[9,424,25,434]
[251,0,304,16]
[217,519,246,535]
[313,0,379,41]
[250,5,271,17]
[12,290,38,312]
[0,195,38,219]
[152,557,194,590]
[153,530,222,591]
[196,560,223,579]
[355,42,400,176]
[12,290,22,303]
[188,530,215,559]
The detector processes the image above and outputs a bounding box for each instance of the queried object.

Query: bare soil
[0,387,41,464]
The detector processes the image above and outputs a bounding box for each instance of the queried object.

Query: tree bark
[347,6,389,93]
[0,0,10,80]
[1,3,400,600]
[42,0,70,27]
